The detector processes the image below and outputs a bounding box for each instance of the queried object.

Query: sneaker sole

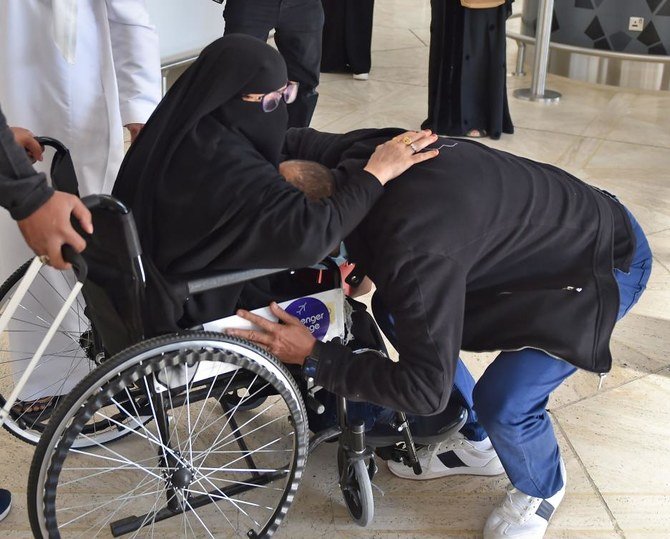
[388,460,505,480]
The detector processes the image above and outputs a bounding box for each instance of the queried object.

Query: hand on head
[364,129,439,185]
[10,127,43,163]
[17,192,93,270]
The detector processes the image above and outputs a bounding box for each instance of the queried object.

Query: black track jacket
[284,127,635,416]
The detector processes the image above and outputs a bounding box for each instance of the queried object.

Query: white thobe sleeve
[105,0,162,126]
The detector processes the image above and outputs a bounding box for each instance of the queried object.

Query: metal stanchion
[514,41,527,77]
[514,0,561,103]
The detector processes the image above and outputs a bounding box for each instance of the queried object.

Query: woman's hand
[364,129,439,185]
[226,302,317,365]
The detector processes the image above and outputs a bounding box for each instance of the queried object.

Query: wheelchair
[0,139,466,537]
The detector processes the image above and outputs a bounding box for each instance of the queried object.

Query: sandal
[465,129,488,138]
[11,395,60,417]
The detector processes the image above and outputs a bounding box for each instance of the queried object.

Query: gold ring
[39,255,50,265]
[401,136,413,146]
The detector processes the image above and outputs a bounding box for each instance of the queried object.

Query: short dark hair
[279,160,335,201]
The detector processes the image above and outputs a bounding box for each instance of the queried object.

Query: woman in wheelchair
[112,33,437,334]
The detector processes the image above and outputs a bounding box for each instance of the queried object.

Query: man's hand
[125,123,144,144]
[10,127,43,163]
[17,192,94,270]
[227,302,317,365]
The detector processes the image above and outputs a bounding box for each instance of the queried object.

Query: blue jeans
[374,207,652,498]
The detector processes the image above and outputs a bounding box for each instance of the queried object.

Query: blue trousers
[374,207,652,498]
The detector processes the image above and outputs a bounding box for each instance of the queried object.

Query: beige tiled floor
[4,0,670,537]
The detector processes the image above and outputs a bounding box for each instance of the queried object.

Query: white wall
[145,0,225,63]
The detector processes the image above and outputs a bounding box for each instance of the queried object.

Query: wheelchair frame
[0,138,467,537]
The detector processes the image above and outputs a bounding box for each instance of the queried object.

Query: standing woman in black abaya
[320,0,375,80]
[423,0,514,140]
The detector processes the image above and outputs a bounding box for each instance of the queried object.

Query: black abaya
[423,0,514,139]
[320,0,374,75]
[112,36,384,331]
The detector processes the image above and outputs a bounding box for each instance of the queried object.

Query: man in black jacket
[229,127,653,539]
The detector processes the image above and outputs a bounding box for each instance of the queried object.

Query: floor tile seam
[647,226,670,237]
[552,414,627,539]
[408,28,429,47]
[548,361,670,413]
[556,134,604,170]
[372,44,429,56]
[317,77,428,90]
[512,127,670,152]
[353,77,428,89]
[372,44,429,54]
[651,256,670,275]
[578,93,628,139]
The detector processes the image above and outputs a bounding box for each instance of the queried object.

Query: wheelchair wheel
[337,447,374,527]
[0,261,147,447]
[28,332,308,538]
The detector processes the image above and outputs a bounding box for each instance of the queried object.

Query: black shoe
[0,489,11,521]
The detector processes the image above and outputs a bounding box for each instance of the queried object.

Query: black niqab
[113,35,289,271]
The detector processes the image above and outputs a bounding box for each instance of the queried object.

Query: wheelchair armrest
[182,268,290,295]
[176,257,342,296]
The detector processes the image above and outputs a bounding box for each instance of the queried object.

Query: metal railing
[161,50,201,95]
[507,11,670,98]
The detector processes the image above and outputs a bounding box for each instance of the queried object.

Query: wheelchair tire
[337,447,374,527]
[0,261,148,447]
[28,332,308,538]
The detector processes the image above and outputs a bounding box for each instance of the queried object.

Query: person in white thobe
[0,0,161,401]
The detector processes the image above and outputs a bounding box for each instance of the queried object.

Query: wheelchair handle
[62,244,88,283]
[35,136,69,156]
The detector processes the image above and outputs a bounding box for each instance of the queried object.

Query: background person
[423,0,514,139]
[223,0,325,128]
[320,0,375,80]
[0,0,161,408]
[0,103,93,526]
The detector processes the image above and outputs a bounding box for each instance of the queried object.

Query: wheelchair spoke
[201,476,284,491]
[184,487,273,512]
[181,497,217,539]
[192,384,277,464]
[193,405,284,464]
[34,338,306,537]
[197,434,293,482]
[70,444,164,482]
[59,477,164,528]
[186,367,240,449]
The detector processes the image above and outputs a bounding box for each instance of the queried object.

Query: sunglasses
[241,81,299,113]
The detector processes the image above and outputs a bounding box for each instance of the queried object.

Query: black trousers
[224,0,324,128]
[321,0,374,75]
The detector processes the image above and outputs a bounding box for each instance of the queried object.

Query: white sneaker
[353,72,369,81]
[387,432,505,480]
[484,460,566,539]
